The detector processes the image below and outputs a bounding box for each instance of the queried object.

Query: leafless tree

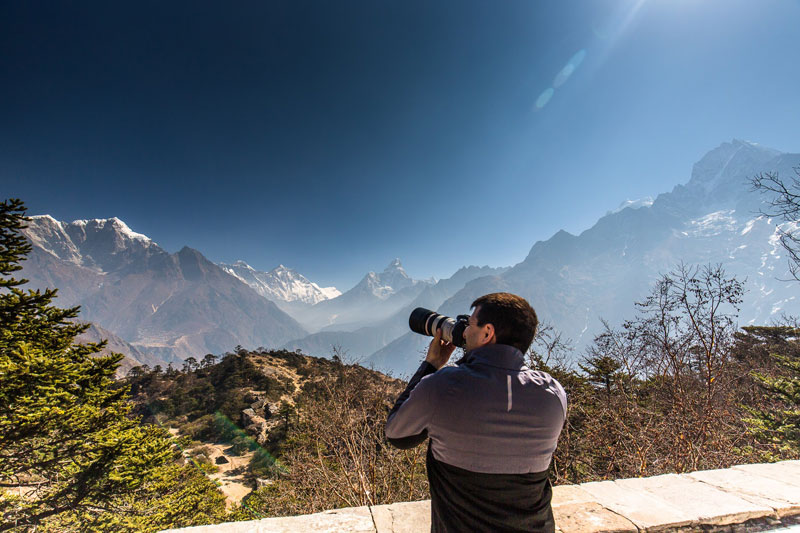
[242,363,428,516]
[527,321,573,371]
[624,263,744,471]
[752,167,800,280]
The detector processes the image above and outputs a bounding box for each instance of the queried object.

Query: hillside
[124,348,414,507]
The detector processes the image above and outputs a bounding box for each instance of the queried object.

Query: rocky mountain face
[367,140,800,376]
[74,322,164,377]
[20,218,307,365]
[219,261,341,305]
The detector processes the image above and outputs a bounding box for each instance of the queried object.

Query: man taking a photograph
[385,292,567,532]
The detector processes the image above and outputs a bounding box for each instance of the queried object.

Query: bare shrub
[240,363,428,516]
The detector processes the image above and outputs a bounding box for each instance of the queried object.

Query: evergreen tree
[579,355,622,398]
[0,199,226,531]
[744,326,800,455]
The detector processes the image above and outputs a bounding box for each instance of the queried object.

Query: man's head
[464,293,538,353]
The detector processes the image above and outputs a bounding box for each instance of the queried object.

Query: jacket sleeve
[385,361,437,449]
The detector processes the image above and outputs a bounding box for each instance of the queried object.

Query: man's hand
[425,328,456,370]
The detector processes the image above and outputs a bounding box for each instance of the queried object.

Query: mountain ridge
[19,140,800,377]
[367,140,800,376]
[20,219,307,364]
[219,261,341,305]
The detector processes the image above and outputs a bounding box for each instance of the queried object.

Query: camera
[408,307,469,348]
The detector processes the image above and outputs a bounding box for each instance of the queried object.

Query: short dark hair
[471,292,538,353]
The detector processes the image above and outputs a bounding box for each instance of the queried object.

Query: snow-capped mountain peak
[219,261,340,304]
[69,217,154,245]
[25,215,82,264]
[232,259,254,270]
[384,258,404,272]
[608,197,654,215]
[22,215,158,270]
[688,139,781,194]
[347,258,427,300]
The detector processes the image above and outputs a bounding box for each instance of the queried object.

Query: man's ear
[482,323,496,345]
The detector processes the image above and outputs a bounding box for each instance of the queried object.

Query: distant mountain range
[219,261,341,305]
[279,263,507,362]
[18,140,800,377]
[20,217,306,366]
[274,259,436,333]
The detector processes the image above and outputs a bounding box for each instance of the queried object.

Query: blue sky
[2,0,798,290]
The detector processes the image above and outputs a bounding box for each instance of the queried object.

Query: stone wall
[161,460,800,532]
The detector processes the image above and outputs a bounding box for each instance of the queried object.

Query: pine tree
[744,326,800,455]
[0,199,226,531]
[579,355,622,398]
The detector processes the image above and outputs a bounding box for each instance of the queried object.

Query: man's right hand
[425,328,456,370]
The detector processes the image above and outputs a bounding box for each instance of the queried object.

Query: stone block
[552,484,598,507]
[689,467,800,517]
[371,499,430,533]
[733,461,800,489]
[614,473,774,526]
[580,479,694,530]
[553,502,638,533]
[160,506,376,533]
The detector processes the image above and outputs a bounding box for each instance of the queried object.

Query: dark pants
[426,445,556,533]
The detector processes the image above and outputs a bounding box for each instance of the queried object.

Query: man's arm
[384,329,456,449]
[385,361,437,449]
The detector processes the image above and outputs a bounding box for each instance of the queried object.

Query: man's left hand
[425,328,456,370]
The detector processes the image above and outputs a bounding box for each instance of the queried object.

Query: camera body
[408,307,469,348]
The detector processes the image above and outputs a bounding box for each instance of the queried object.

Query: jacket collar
[457,344,527,371]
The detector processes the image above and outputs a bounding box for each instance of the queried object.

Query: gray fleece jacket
[385,343,567,474]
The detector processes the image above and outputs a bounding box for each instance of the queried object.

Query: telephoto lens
[408,307,468,348]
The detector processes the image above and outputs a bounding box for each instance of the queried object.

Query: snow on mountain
[318,286,342,300]
[72,217,153,244]
[219,261,341,304]
[276,258,434,333]
[607,197,654,215]
[25,215,157,272]
[366,140,800,376]
[351,258,419,299]
[688,139,780,195]
[281,264,507,360]
[19,216,307,365]
[25,215,83,264]
[684,210,738,237]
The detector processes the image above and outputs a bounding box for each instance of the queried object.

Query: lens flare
[553,50,587,88]
[534,88,555,110]
[535,0,646,114]
[212,410,287,474]
[140,396,285,519]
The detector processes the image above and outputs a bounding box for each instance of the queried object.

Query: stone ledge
[161,460,800,533]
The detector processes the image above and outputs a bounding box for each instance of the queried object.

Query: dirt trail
[170,428,254,508]
[204,443,254,507]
